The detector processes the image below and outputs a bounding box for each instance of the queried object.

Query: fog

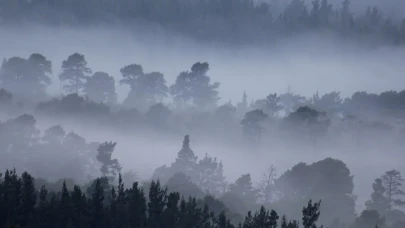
[31,112,402,215]
[2,24,405,104]
[1,21,405,227]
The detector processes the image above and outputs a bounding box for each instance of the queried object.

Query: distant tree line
[0,0,405,45]
[2,52,405,153]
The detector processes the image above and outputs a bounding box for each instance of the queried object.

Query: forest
[1,0,405,227]
[0,0,405,45]
[0,50,404,228]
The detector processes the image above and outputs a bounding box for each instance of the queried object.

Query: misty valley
[1,0,405,228]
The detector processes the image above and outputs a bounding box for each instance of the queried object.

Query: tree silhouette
[257,165,277,205]
[0,168,332,228]
[353,210,386,228]
[148,180,167,228]
[197,154,227,196]
[381,170,405,208]
[284,106,331,152]
[302,200,322,228]
[59,53,92,94]
[228,174,259,208]
[253,93,283,118]
[136,72,168,107]
[171,135,198,179]
[119,63,144,89]
[170,62,220,110]
[0,54,52,99]
[84,71,117,105]
[365,178,391,213]
[241,109,268,143]
[96,142,122,182]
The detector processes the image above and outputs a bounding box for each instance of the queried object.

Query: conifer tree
[90,178,105,228]
[36,186,49,228]
[59,181,72,228]
[243,211,254,228]
[381,169,405,208]
[59,53,92,94]
[163,192,180,228]
[148,181,167,228]
[71,185,88,228]
[19,172,36,227]
[302,200,322,228]
[172,135,198,180]
[128,182,147,228]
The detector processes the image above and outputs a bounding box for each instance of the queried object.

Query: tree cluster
[0,168,324,228]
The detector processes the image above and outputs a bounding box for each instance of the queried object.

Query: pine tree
[71,185,88,228]
[302,200,322,228]
[215,211,234,228]
[19,172,37,227]
[3,170,22,226]
[128,182,147,228]
[178,198,187,228]
[114,174,128,228]
[90,178,105,228]
[381,170,405,208]
[148,181,167,228]
[253,206,268,228]
[172,135,198,180]
[268,210,279,228]
[59,181,72,228]
[36,186,49,228]
[243,211,254,228]
[59,53,92,94]
[201,204,214,228]
[48,193,59,228]
[163,192,180,228]
[186,198,203,227]
[281,215,288,228]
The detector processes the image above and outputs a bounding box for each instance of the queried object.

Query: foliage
[152,135,227,197]
[0,54,52,99]
[0,168,329,228]
[84,71,117,105]
[59,53,92,94]
[274,158,356,225]
[96,142,122,183]
[170,62,220,110]
[241,109,268,143]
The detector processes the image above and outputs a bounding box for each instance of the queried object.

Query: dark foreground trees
[0,169,324,228]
